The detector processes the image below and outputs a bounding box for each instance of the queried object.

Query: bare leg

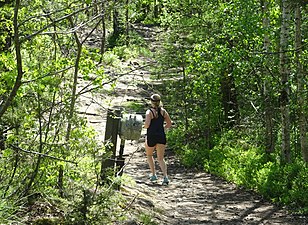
[145,140,156,176]
[156,144,167,177]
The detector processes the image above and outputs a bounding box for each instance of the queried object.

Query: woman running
[144,94,172,185]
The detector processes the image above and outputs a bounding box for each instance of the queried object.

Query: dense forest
[0,0,308,224]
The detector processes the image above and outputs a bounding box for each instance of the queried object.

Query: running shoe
[162,176,169,185]
[149,174,158,182]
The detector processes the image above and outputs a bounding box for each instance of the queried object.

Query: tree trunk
[279,0,291,163]
[153,0,158,18]
[295,5,308,162]
[220,70,239,128]
[100,2,106,57]
[66,17,82,141]
[182,66,189,142]
[113,3,120,38]
[0,0,23,119]
[22,93,44,197]
[125,0,129,46]
[58,17,82,196]
[262,0,275,153]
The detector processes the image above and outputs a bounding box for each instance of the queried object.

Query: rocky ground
[78,25,308,225]
[119,141,307,225]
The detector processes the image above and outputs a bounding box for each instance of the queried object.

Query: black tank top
[147,107,165,136]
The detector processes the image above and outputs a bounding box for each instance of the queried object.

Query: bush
[0,195,19,224]
[167,125,209,168]
[207,134,266,189]
[289,165,308,212]
[169,127,308,213]
[258,160,308,212]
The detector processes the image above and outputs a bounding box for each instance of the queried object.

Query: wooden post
[116,157,125,177]
[115,156,125,190]
[104,109,120,157]
[115,138,126,190]
[119,139,125,159]
[101,109,121,183]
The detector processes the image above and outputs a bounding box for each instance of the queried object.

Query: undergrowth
[168,128,308,214]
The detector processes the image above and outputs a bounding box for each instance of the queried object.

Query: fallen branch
[122,193,140,212]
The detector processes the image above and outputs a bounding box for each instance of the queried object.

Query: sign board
[119,114,143,141]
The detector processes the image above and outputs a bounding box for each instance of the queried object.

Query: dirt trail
[120,142,307,225]
[79,63,307,225]
[78,25,308,225]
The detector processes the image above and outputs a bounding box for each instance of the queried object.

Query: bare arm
[144,110,152,129]
[163,109,172,129]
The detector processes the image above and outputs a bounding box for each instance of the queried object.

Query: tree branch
[0,0,23,119]
[9,144,77,165]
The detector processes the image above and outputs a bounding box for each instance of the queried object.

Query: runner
[144,94,172,185]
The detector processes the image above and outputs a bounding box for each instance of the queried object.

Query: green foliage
[207,130,267,188]
[129,0,162,25]
[32,217,62,225]
[101,51,121,67]
[63,187,128,225]
[0,0,144,223]
[0,5,13,51]
[157,0,308,214]
[0,195,19,224]
[170,128,308,213]
[258,160,308,212]
[138,212,158,225]
[122,101,145,113]
[113,45,138,61]
[167,126,209,169]
[102,41,151,67]
[2,0,308,222]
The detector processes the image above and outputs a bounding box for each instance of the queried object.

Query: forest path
[121,142,305,225]
[78,25,307,225]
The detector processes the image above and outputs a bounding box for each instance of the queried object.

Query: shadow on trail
[123,146,307,225]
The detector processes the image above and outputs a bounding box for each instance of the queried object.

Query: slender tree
[100,1,107,58]
[279,0,291,163]
[295,4,308,162]
[262,0,275,153]
[0,0,23,119]
[125,0,129,46]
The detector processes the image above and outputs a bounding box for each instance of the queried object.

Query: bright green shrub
[180,143,209,168]
[0,194,19,224]
[255,161,277,197]
[289,165,308,212]
[169,127,308,213]
[167,126,209,168]
[166,125,186,150]
[113,46,137,60]
[208,138,266,189]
